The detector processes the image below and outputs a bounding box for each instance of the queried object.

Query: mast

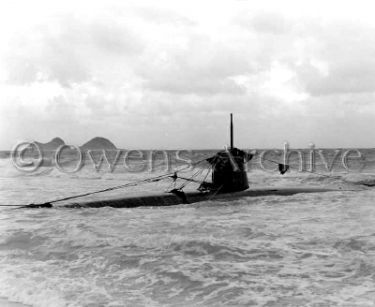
[230,113,233,149]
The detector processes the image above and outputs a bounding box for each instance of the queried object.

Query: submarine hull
[62,187,339,209]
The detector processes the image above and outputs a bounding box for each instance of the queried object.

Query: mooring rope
[7,173,174,208]
[0,155,215,208]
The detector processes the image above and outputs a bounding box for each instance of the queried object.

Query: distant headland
[80,137,117,150]
[35,137,118,152]
[35,137,65,151]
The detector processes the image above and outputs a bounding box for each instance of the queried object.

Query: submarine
[22,114,340,209]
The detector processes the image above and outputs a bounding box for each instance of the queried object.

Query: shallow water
[1,152,375,306]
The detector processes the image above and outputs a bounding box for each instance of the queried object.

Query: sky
[1,0,375,149]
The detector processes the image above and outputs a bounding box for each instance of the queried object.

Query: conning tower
[208,114,250,192]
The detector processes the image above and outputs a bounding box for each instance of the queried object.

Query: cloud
[4,14,143,88]
[289,21,375,96]
[89,18,144,55]
[2,1,375,148]
[237,11,292,35]
[134,6,195,26]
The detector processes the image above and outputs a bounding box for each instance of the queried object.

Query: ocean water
[1,150,375,306]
